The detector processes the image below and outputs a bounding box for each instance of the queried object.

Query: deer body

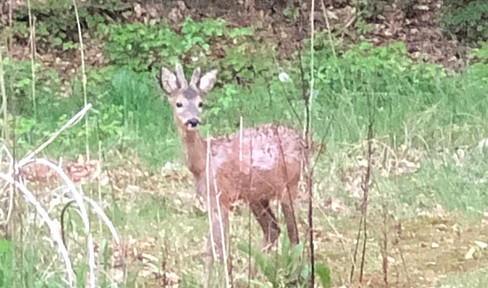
[160,64,302,263]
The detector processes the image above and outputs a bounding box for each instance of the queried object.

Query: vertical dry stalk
[8,0,12,52]
[306,0,316,287]
[71,0,90,160]
[350,213,361,281]
[359,114,374,282]
[0,48,13,241]
[0,48,8,140]
[205,135,217,260]
[204,133,216,288]
[26,0,37,119]
[381,203,389,287]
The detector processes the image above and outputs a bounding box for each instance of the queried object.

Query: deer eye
[198,102,203,108]
[176,102,183,108]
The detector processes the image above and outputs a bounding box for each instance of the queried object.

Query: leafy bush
[11,0,128,51]
[100,17,227,71]
[442,1,488,43]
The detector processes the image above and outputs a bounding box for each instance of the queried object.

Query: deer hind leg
[249,200,280,248]
[281,185,299,244]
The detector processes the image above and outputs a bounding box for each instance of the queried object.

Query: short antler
[190,67,201,88]
[175,63,188,88]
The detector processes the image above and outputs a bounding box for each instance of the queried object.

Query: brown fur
[159,64,303,263]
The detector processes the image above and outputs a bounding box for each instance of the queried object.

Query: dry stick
[359,116,374,283]
[306,0,316,287]
[0,173,75,286]
[0,51,11,228]
[96,140,103,282]
[350,212,362,282]
[8,0,12,52]
[206,135,217,260]
[381,203,389,287]
[205,133,216,288]
[0,48,8,140]
[26,0,36,119]
[72,0,90,160]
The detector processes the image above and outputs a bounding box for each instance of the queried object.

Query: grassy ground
[1,6,488,288]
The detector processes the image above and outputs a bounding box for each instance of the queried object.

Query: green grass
[436,267,488,288]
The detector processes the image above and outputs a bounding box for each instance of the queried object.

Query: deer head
[159,63,218,131]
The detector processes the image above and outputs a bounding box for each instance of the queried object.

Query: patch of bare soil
[365,0,464,70]
[314,211,488,288]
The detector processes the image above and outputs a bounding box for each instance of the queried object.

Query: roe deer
[159,63,304,263]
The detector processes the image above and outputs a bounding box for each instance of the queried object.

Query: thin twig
[381,203,389,287]
[350,214,362,282]
[8,0,12,52]
[27,0,37,119]
[205,134,217,260]
[0,48,8,139]
[72,0,90,160]
[204,133,216,288]
[307,0,316,286]
[359,98,375,283]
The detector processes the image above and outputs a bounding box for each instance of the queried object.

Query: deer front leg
[281,200,299,244]
[249,200,280,248]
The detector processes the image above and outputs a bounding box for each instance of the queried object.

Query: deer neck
[181,129,207,178]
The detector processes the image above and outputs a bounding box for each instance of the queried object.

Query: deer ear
[159,67,179,94]
[199,69,218,94]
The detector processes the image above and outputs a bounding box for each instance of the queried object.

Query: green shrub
[11,0,128,52]
[100,17,227,71]
[442,1,488,43]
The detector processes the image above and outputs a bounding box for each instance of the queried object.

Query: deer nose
[187,118,200,128]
